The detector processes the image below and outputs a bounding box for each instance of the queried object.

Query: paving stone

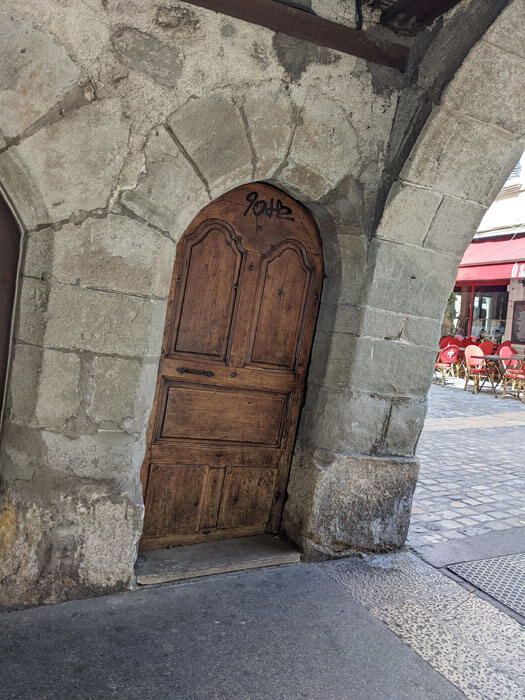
[408,384,525,548]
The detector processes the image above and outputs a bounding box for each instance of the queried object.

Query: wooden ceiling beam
[183,0,409,73]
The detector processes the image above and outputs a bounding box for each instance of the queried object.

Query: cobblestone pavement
[408,380,525,549]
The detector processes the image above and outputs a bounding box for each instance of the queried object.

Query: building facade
[449,152,525,347]
[0,0,524,608]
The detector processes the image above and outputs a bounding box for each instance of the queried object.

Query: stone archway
[0,0,523,607]
[282,0,525,559]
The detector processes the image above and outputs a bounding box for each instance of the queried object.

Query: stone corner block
[422,195,486,258]
[121,126,210,241]
[366,237,459,320]
[383,398,427,457]
[166,93,252,196]
[484,1,525,61]
[0,18,81,140]
[401,106,524,206]
[284,448,419,558]
[44,285,166,357]
[34,215,176,298]
[375,181,442,247]
[442,40,525,136]
[0,480,143,609]
[15,99,129,223]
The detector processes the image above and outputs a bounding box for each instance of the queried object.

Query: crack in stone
[27,208,111,234]
[237,103,258,180]
[272,102,303,181]
[117,201,174,241]
[163,123,212,199]
[13,339,161,364]
[21,274,169,302]
[421,193,445,248]
[0,82,96,156]
[397,176,489,210]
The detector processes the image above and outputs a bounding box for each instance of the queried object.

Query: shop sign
[511,262,525,279]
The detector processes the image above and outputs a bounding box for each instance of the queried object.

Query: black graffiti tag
[243,191,295,221]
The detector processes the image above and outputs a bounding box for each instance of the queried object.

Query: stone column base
[283,447,419,561]
[0,479,143,610]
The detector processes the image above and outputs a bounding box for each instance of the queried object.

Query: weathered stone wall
[0,0,523,605]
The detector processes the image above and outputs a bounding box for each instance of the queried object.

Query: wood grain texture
[161,383,287,446]
[140,184,323,550]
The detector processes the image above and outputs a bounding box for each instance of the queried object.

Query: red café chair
[464,344,492,394]
[435,344,460,386]
[480,340,499,386]
[455,337,469,376]
[479,340,494,356]
[499,346,525,400]
[497,340,512,353]
[439,335,454,349]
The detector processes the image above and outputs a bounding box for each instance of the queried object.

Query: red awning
[459,236,525,266]
[456,262,522,283]
[456,235,525,283]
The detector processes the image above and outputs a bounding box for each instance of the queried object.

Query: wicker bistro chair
[464,344,493,394]
[499,346,525,400]
[496,340,512,353]
[435,345,460,386]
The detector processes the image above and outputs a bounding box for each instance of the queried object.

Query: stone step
[135,534,301,585]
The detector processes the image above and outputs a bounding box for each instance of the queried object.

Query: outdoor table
[479,355,502,392]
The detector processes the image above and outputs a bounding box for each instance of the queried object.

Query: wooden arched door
[140,184,323,550]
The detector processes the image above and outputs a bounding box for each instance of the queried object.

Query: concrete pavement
[1,562,462,700]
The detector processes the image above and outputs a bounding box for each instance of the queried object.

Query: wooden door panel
[174,225,242,360]
[150,442,280,469]
[217,467,277,530]
[200,467,225,529]
[251,245,312,369]
[142,464,207,537]
[159,382,287,446]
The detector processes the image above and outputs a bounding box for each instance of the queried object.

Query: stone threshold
[135,534,301,585]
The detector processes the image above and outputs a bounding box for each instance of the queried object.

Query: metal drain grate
[449,553,525,617]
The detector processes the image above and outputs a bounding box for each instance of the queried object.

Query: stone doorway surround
[0,0,524,608]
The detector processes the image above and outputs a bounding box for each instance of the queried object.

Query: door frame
[0,188,22,431]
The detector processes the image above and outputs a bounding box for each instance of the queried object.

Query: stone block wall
[0,0,523,605]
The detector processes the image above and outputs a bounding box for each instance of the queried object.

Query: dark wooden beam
[183,0,409,73]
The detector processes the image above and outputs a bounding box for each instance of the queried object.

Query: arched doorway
[140,184,323,550]
[0,195,19,423]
